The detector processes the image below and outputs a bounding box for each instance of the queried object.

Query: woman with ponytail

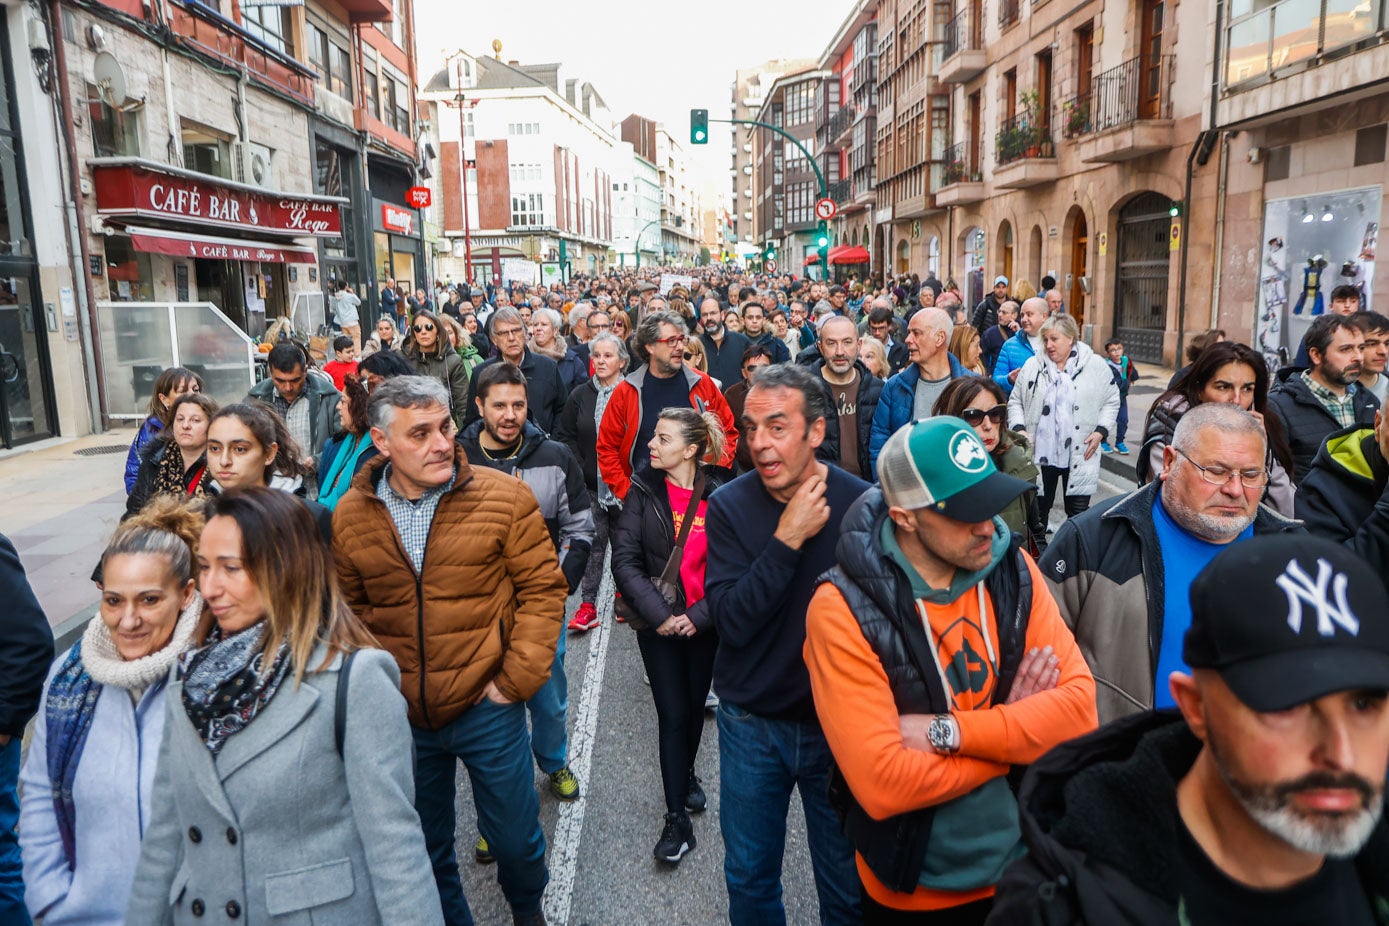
[19,498,206,926]
[611,407,734,866]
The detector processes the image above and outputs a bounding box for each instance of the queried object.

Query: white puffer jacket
[1007,340,1120,497]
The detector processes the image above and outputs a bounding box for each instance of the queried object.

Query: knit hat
[877,417,1033,522]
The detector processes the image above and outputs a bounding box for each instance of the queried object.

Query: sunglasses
[413,323,435,333]
[959,405,1007,426]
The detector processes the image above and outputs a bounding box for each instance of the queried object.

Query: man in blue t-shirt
[1040,402,1305,725]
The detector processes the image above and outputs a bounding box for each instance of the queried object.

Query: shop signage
[406,186,432,208]
[381,204,415,235]
[92,160,343,237]
[127,227,317,264]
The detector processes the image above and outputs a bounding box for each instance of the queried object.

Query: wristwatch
[927,714,959,754]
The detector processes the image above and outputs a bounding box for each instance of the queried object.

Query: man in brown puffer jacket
[334,375,566,926]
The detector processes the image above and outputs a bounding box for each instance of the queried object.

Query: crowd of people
[0,262,1385,926]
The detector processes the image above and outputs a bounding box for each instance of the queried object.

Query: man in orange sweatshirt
[805,417,1098,923]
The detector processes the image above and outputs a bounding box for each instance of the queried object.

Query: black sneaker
[654,812,695,863]
[685,772,707,814]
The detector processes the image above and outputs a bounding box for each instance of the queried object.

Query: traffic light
[690,109,709,145]
[816,223,830,254]
[1169,199,1182,218]
[763,242,776,261]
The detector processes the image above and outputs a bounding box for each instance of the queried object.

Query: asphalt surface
[451,469,1136,925]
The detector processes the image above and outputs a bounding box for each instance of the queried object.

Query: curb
[1100,450,1139,483]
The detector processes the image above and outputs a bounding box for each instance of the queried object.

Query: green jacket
[995,432,1040,541]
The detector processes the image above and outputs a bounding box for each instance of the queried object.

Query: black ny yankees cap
[1183,535,1389,712]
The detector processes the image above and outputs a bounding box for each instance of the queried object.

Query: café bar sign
[90,158,344,237]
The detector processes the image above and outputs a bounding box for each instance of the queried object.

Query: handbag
[614,473,705,632]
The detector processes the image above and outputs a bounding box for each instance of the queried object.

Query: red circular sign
[814,198,837,221]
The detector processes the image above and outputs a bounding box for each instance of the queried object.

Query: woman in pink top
[611,407,734,865]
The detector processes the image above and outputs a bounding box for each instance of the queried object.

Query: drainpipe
[47,0,109,429]
[1210,132,1231,328]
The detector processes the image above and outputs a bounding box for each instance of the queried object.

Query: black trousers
[579,506,621,604]
[861,891,992,925]
[635,628,718,815]
[1037,464,1091,526]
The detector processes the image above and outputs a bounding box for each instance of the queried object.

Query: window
[507,122,540,136]
[388,76,409,133]
[87,83,140,157]
[509,162,543,185]
[362,49,379,120]
[181,127,232,179]
[511,193,545,227]
[463,111,474,138]
[309,25,352,101]
[242,5,293,56]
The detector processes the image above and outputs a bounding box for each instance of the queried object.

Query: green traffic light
[817,236,828,248]
[690,109,709,146]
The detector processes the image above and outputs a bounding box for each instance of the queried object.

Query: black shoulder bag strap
[334,649,358,759]
[657,472,706,588]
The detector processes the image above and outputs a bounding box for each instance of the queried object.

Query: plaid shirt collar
[377,463,457,572]
[1301,371,1359,427]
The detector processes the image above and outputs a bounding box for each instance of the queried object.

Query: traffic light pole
[714,118,830,283]
[633,217,661,270]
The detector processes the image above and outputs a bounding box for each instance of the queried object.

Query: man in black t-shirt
[987,535,1389,926]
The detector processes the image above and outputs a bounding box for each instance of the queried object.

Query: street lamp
[449,59,476,284]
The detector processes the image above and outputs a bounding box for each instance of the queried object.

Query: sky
[414,0,838,206]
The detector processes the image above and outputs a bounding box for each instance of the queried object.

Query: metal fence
[941,140,981,184]
[995,112,1052,165]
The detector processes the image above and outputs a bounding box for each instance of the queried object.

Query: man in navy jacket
[0,534,54,923]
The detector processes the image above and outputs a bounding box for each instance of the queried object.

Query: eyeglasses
[494,327,525,339]
[653,335,687,346]
[959,405,1007,426]
[1174,449,1269,488]
[413,323,435,333]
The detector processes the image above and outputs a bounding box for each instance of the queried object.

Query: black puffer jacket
[554,379,603,494]
[611,464,733,633]
[1268,370,1379,484]
[810,359,885,480]
[985,711,1389,925]
[1295,423,1389,567]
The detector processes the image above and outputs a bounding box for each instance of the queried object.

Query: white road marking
[542,561,615,925]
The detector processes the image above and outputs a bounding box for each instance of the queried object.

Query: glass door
[0,270,55,446]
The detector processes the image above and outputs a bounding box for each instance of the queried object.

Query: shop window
[1354,125,1386,167]
[242,5,294,57]
[102,236,154,301]
[87,83,141,158]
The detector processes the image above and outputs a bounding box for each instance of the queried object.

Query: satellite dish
[92,52,127,108]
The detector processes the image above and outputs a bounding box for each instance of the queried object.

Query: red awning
[126,226,317,264]
[830,245,871,265]
[803,252,821,266]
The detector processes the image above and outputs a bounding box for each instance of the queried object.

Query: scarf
[151,443,208,500]
[592,376,620,509]
[180,621,291,755]
[533,336,567,362]
[318,432,372,510]
[1033,350,1079,469]
[45,595,203,870]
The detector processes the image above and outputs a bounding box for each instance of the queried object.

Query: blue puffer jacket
[123,416,162,493]
[992,330,1037,396]
[867,352,971,477]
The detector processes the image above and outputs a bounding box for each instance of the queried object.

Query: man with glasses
[1041,402,1304,725]
[464,307,568,435]
[596,310,738,501]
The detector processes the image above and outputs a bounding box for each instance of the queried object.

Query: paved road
[453,470,1136,925]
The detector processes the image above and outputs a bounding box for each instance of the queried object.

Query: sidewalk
[0,428,136,642]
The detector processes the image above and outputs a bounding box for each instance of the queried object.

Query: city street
[0,433,1135,925]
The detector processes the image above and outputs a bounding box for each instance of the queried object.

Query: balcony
[827,104,856,149]
[935,140,986,205]
[939,9,986,83]
[1225,0,1380,89]
[998,0,1021,29]
[1062,56,1175,162]
[994,114,1058,188]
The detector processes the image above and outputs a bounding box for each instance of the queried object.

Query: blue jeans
[718,702,862,926]
[413,700,548,925]
[1115,396,1130,446]
[0,737,30,925]
[528,631,568,773]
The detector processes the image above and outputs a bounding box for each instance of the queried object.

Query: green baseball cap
[878,417,1035,522]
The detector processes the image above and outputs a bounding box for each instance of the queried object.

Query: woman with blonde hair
[949,324,987,375]
[858,336,891,380]
[126,487,443,924]
[1014,279,1038,302]
[437,313,483,380]
[611,408,734,865]
[20,499,206,926]
[683,337,720,389]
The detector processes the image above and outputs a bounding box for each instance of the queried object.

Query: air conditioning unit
[233,142,274,189]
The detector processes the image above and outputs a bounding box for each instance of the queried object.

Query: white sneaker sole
[657,841,691,863]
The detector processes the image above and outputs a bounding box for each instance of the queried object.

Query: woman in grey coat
[126,487,443,925]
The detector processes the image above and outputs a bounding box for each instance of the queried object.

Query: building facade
[420,51,615,287]
[610,138,662,268]
[754,68,826,274]
[655,126,703,265]
[730,58,815,258]
[818,1,880,280]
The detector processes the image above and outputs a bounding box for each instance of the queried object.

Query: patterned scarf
[1033,349,1079,468]
[180,621,291,755]
[151,443,208,500]
[45,641,102,872]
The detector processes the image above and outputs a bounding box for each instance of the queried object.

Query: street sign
[406,186,432,208]
[765,258,778,273]
[814,198,837,221]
